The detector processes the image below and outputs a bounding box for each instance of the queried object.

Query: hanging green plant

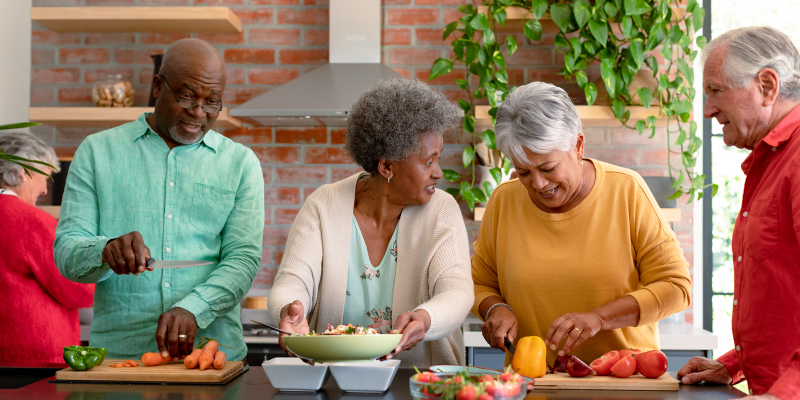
[430,0,716,211]
[0,122,55,178]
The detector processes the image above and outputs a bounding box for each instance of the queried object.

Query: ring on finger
[571,328,581,334]
[178,334,188,339]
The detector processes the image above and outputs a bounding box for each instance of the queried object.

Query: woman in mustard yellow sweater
[472,82,692,367]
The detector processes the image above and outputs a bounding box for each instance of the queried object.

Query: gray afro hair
[345,78,461,175]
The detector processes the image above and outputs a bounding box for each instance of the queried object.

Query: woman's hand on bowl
[379,309,430,361]
[278,300,311,360]
[482,306,518,352]
[544,311,603,356]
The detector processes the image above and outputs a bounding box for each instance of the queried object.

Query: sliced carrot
[212,351,226,369]
[141,352,170,366]
[198,353,213,371]
[113,363,125,368]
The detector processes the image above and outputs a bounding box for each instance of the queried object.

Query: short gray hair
[702,26,800,100]
[495,82,582,164]
[345,78,461,175]
[0,131,60,187]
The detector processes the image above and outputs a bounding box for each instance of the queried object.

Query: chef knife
[145,258,213,269]
[504,336,516,355]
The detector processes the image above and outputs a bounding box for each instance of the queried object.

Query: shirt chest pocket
[190,183,235,235]
[744,198,783,260]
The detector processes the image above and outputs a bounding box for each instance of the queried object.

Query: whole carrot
[198,353,214,371]
[184,349,204,369]
[202,340,219,356]
[212,351,226,369]
[141,352,170,366]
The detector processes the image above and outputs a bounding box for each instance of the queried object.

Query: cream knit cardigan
[268,173,474,367]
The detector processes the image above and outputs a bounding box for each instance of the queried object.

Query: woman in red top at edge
[0,131,94,363]
[677,26,800,399]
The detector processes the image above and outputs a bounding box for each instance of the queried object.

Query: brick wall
[29,0,694,323]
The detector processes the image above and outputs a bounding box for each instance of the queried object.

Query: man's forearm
[54,234,113,284]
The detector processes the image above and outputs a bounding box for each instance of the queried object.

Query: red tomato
[589,350,620,376]
[498,372,514,382]
[636,350,669,379]
[484,382,497,396]
[618,349,641,359]
[610,354,637,378]
[456,385,476,400]
[421,386,441,398]
[414,372,440,383]
[477,395,493,400]
[477,375,495,384]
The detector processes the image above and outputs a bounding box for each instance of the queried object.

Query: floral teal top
[342,215,398,333]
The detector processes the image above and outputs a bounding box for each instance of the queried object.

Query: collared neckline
[0,188,19,197]
[740,104,800,175]
[131,112,219,153]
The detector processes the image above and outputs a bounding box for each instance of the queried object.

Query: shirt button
[736,345,741,351]
[734,299,738,305]
[145,134,149,138]
[166,247,172,253]
[168,214,173,219]
[742,211,748,217]
[750,389,754,395]
[164,283,170,288]
[738,256,742,261]
[169,182,174,187]
[773,147,778,151]
[202,320,206,325]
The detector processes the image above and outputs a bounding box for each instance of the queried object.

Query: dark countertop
[0,367,746,400]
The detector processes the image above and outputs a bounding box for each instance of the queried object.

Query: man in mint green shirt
[54,39,264,362]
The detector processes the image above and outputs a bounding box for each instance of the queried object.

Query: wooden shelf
[29,107,241,129]
[475,105,667,128]
[31,7,242,33]
[474,206,681,222]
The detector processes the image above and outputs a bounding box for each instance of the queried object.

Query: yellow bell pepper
[511,336,547,378]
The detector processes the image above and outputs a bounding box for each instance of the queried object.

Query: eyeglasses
[158,74,222,114]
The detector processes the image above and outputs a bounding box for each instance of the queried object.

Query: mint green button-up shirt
[54,113,264,361]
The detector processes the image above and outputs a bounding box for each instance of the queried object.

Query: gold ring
[572,328,581,334]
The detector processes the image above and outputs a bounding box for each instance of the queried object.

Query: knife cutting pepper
[63,345,108,371]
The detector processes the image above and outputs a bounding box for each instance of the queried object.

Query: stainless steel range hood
[230,0,405,126]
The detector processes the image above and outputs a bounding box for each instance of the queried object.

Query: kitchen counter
[0,366,746,399]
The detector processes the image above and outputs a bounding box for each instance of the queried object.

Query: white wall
[0,0,32,126]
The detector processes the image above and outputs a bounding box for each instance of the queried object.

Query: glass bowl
[409,372,527,400]
[92,73,134,107]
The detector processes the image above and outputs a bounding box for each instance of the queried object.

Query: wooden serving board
[54,359,245,384]
[533,372,679,391]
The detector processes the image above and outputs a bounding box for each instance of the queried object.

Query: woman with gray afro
[269,78,475,367]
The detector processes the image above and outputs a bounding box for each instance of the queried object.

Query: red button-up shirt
[716,105,800,398]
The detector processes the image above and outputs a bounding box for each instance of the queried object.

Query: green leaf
[472,187,488,204]
[583,41,597,55]
[464,114,476,133]
[666,189,683,200]
[453,39,465,59]
[660,44,673,62]
[456,79,468,90]
[678,34,692,49]
[621,16,633,39]
[493,8,507,25]
[628,0,652,15]
[554,34,571,53]
[692,7,705,33]
[588,20,609,46]
[483,182,495,198]
[564,53,575,73]
[623,0,634,15]
[569,37,582,59]
[524,19,543,42]
[671,99,692,115]
[603,2,618,17]
[492,51,506,69]
[575,70,589,87]
[470,13,490,30]
[647,22,668,51]
[530,0,549,19]
[490,167,503,185]
[457,99,471,113]
[712,183,719,197]
[463,189,476,211]
[601,58,616,98]
[478,47,488,66]
[637,87,653,108]
[696,35,707,49]
[496,69,509,84]
[0,122,40,130]
[506,35,518,56]
[612,99,626,120]
[443,169,461,183]
[675,128,686,145]
[482,129,497,149]
[686,0,699,13]
[585,82,598,106]
[635,120,646,135]
[550,3,572,32]
[647,116,657,127]
[690,121,698,138]
[429,58,454,81]
[573,1,591,29]
[629,37,645,69]
[672,171,685,189]
[483,29,496,46]
[460,181,470,194]
[465,42,480,64]
[463,146,475,168]
[442,21,458,41]
[445,187,460,199]
[677,58,694,86]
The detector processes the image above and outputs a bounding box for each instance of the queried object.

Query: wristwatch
[485,303,513,321]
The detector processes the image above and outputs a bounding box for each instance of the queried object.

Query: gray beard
[168,124,205,145]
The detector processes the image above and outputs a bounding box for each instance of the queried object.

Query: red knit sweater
[0,195,94,363]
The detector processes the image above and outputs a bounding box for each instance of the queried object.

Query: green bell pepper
[63,346,108,371]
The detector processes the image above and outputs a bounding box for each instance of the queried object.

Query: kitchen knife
[145,258,213,269]
[504,336,516,355]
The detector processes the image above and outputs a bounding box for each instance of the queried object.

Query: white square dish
[262,357,330,392]
[329,359,401,393]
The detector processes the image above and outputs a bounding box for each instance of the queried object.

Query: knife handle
[145,257,155,269]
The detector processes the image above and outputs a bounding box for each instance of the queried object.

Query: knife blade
[145,258,213,269]
[504,336,516,355]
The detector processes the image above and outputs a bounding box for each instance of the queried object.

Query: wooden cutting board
[533,372,679,391]
[54,359,245,384]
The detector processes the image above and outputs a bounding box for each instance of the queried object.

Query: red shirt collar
[740,104,800,175]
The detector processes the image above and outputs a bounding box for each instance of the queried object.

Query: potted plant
[430,0,716,211]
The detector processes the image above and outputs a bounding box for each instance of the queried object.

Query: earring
[388,176,391,184]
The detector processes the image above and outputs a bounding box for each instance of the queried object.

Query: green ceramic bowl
[282,334,402,363]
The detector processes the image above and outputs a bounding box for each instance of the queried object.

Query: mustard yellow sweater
[471,160,691,366]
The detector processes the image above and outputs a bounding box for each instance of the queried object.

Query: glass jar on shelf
[92,74,134,107]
